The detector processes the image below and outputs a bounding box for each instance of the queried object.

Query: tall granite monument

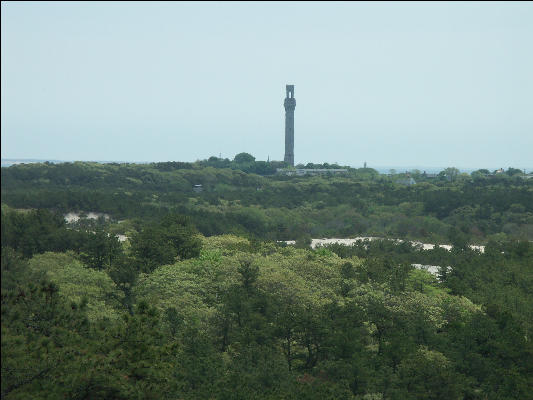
[284,85,296,166]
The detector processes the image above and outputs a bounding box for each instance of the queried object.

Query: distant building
[396,177,416,186]
[276,168,348,176]
[193,184,203,193]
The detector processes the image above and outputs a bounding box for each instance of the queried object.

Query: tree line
[2,204,532,399]
[2,159,532,244]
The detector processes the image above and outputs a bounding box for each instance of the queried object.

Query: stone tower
[284,85,296,166]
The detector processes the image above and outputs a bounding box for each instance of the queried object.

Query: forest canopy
[2,160,533,399]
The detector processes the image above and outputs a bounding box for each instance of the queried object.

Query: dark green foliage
[1,208,76,257]
[388,347,465,400]
[233,152,256,164]
[2,161,533,399]
[219,259,275,349]
[1,246,28,292]
[3,161,532,243]
[108,255,138,315]
[1,271,95,399]
[79,228,122,270]
[129,213,201,272]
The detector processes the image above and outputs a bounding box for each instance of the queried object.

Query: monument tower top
[284,85,296,166]
[286,85,294,98]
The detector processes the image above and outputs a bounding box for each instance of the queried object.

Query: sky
[2,1,532,169]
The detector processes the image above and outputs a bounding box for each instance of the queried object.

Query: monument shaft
[284,85,296,166]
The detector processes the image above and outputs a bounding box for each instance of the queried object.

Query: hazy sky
[2,2,532,169]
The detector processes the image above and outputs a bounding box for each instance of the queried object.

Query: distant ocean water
[358,165,532,174]
[1,159,64,167]
[1,159,138,167]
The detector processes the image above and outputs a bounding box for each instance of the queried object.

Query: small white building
[276,168,348,176]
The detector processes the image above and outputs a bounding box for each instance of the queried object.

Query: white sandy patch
[64,212,110,223]
[283,237,485,253]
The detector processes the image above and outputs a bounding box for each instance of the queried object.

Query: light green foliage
[202,234,253,255]
[259,247,350,306]
[134,251,240,326]
[27,252,122,321]
[389,291,447,330]
[135,239,354,329]
[3,231,532,399]
[406,269,446,296]
[439,294,482,326]
[155,238,480,342]
[351,271,480,346]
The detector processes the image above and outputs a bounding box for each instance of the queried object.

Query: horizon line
[2,158,532,172]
